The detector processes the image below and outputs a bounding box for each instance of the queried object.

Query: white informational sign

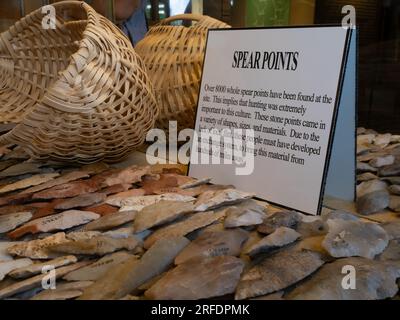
[189,26,356,215]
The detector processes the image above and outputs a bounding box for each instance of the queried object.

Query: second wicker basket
[135,14,230,133]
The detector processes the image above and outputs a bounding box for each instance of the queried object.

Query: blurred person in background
[92,0,148,45]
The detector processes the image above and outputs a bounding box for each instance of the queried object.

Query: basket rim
[154,13,229,29]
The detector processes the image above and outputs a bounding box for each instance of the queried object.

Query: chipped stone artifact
[7,233,69,259]
[118,194,195,212]
[83,210,137,231]
[145,256,244,300]
[0,258,32,281]
[8,210,100,238]
[235,249,324,300]
[63,252,133,281]
[356,180,387,198]
[244,227,301,257]
[0,212,32,234]
[20,171,90,195]
[356,190,390,215]
[258,211,301,234]
[54,193,106,210]
[175,229,248,264]
[322,219,389,259]
[224,200,267,228]
[78,237,189,300]
[0,173,59,194]
[144,210,225,249]
[133,201,195,233]
[30,281,93,300]
[0,261,90,299]
[195,189,254,212]
[9,255,77,279]
[288,258,400,300]
[49,235,141,256]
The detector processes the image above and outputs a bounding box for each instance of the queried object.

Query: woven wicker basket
[0,1,158,163]
[135,14,230,132]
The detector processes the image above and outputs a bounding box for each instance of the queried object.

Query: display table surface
[0,135,399,300]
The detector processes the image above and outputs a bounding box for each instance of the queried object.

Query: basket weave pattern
[0,1,158,163]
[135,14,229,132]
